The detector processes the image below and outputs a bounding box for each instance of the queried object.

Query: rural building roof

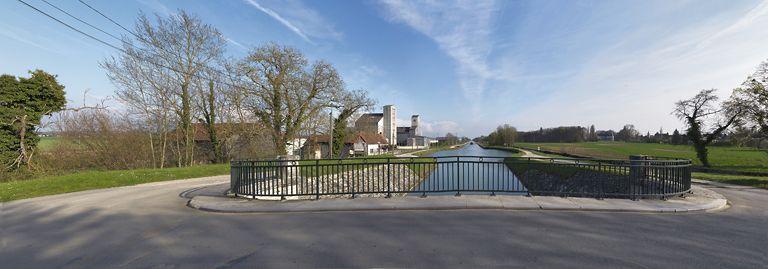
[355,113,384,124]
[352,132,389,144]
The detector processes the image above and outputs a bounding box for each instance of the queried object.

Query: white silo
[383,105,396,145]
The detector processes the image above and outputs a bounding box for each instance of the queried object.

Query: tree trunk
[694,142,710,167]
[205,80,222,163]
[148,131,156,168]
[17,115,28,169]
[180,82,193,166]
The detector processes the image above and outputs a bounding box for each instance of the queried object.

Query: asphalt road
[1,176,766,268]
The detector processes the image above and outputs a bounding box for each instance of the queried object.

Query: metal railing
[230,156,691,200]
[505,156,692,199]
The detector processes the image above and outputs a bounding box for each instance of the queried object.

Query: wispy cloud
[0,22,56,53]
[243,0,341,44]
[244,0,310,42]
[378,0,499,115]
[137,0,172,16]
[226,37,247,51]
[510,1,768,133]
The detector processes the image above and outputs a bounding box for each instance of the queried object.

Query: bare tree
[103,11,226,167]
[234,44,344,156]
[673,89,742,167]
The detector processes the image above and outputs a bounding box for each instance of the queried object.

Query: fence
[230,156,691,200]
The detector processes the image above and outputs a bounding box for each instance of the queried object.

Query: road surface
[1,175,766,268]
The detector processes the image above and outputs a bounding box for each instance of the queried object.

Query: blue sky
[2,0,768,137]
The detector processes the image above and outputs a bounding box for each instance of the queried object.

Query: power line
[38,0,122,42]
[77,0,139,39]
[16,0,125,52]
[73,0,240,86]
[17,0,243,89]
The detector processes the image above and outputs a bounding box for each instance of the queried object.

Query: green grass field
[412,144,462,157]
[36,136,60,151]
[0,164,229,202]
[517,141,768,173]
[516,141,768,189]
[692,172,768,189]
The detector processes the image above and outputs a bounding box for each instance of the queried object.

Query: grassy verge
[512,145,768,189]
[413,144,465,157]
[693,172,768,189]
[477,144,522,156]
[0,164,230,202]
[517,141,768,173]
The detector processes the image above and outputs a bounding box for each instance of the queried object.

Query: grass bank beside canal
[476,144,522,155]
[1,164,230,202]
[515,142,768,190]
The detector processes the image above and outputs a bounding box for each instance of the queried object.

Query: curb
[187,186,728,214]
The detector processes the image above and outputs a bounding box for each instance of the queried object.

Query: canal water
[412,143,527,195]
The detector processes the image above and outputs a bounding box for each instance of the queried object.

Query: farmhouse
[303,132,390,158]
[596,130,615,141]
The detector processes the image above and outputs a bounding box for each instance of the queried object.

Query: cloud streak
[378,0,499,114]
[244,0,311,42]
[225,37,247,51]
[243,0,341,44]
[510,1,768,133]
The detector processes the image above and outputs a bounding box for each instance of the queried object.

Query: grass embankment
[692,173,768,189]
[476,144,522,155]
[0,164,229,202]
[516,141,768,189]
[412,144,466,157]
[516,142,768,173]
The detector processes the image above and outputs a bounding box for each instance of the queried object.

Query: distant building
[350,132,390,156]
[397,115,429,148]
[354,105,397,145]
[303,135,351,159]
[285,137,307,156]
[383,105,397,145]
[596,130,615,141]
[303,132,390,158]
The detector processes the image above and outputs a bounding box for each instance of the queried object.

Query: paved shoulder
[189,185,727,213]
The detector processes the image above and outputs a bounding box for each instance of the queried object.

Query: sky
[2,0,768,137]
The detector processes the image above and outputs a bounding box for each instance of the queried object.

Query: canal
[411,143,527,195]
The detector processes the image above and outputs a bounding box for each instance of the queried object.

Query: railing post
[455,156,461,196]
[597,162,604,200]
[386,158,392,198]
[315,159,320,200]
[230,161,237,197]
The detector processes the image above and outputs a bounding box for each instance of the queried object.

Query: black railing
[230,156,691,200]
